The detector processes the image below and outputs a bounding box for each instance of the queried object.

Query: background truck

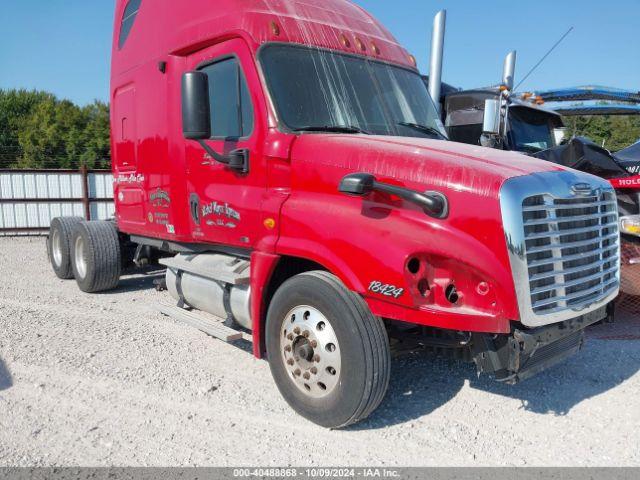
[48,0,620,428]
[425,9,640,299]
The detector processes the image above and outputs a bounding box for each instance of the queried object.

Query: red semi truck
[48,0,620,428]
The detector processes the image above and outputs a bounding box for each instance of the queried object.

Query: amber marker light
[620,216,640,236]
[270,21,280,36]
[340,34,351,48]
[264,218,276,230]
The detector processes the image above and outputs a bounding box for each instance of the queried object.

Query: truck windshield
[260,44,447,139]
[508,106,560,153]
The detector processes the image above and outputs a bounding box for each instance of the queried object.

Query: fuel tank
[165,254,252,330]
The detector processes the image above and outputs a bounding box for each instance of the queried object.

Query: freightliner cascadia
[47,0,621,428]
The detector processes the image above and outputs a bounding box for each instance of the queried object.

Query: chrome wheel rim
[280,305,341,398]
[51,230,62,267]
[74,235,87,279]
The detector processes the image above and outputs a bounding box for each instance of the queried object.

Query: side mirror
[182,71,211,140]
[339,173,375,196]
[553,127,569,146]
[482,99,501,135]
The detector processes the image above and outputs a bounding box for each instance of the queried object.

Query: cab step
[157,302,243,342]
[159,255,250,285]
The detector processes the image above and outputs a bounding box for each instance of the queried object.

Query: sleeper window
[119,0,141,49]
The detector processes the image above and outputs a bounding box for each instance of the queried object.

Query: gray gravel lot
[0,237,639,467]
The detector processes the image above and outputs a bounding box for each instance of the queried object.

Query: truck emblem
[570,183,594,196]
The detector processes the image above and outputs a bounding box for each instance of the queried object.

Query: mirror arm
[372,181,448,218]
[197,139,230,165]
[196,140,250,174]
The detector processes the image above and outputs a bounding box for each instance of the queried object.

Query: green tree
[564,114,640,152]
[0,89,53,167]
[80,101,111,169]
[0,88,111,169]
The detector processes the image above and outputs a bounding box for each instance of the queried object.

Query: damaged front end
[471,304,611,384]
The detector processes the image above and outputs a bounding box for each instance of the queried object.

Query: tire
[266,271,390,428]
[48,217,84,279]
[70,221,122,293]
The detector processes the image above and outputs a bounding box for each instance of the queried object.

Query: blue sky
[1,0,638,105]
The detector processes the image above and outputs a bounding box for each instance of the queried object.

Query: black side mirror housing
[339,173,375,195]
[182,71,211,140]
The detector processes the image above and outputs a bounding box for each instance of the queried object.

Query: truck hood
[291,134,564,197]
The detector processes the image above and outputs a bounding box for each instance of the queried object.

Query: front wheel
[266,271,390,428]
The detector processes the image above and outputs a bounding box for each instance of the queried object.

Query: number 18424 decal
[368,281,404,299]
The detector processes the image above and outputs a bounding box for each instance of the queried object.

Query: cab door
[184,39,265,249]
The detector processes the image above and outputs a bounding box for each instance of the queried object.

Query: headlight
[620,215,640,236]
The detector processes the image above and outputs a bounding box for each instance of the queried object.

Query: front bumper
[472,304,610,384]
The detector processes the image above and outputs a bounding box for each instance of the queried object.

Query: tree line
[564,114,640,152]
[0,89,110,169]
[0,88,639,170]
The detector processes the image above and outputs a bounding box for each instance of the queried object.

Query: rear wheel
[48,217,84,279]
[266,271,390,428]
[70,221,122,293]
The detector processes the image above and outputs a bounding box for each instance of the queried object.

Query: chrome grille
[522,191,619,315]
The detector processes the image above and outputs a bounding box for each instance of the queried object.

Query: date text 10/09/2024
[232,468,401,478]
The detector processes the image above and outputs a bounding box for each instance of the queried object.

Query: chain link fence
[0,150,111,171]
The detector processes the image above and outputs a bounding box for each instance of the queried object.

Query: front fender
[276,190,518,333]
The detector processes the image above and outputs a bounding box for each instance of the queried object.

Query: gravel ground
[0,237,639,467]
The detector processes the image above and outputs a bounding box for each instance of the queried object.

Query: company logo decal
[202,201,241,229]
[116,173,145,184]
[150,188,171,207]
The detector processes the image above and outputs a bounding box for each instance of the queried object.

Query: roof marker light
[340,34,351,48]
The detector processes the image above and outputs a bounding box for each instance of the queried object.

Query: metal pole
[80,164,90,221]
[428,9,446,113]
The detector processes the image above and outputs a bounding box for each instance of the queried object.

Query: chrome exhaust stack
[502,50,517,91]
[428,9,446,113]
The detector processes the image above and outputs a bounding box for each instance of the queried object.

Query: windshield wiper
[397,122,446,139]
[293,125,371,135]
